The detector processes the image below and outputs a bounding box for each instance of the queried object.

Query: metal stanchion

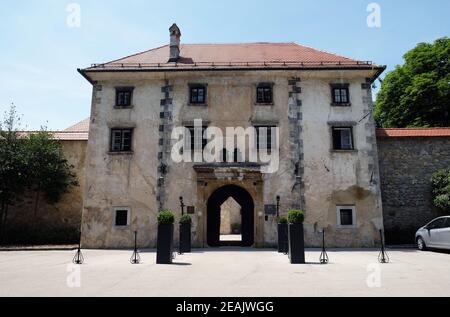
[378,229,390,264]
[319,229,329,264]
[130,231,141,264]
[72,242,84,265]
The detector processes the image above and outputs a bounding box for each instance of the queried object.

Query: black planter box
[277,223,288,254]
[157,224,174,264]
[179,223,191,253]
[288,223,306,264]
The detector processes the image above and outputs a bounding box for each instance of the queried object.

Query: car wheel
[417,237,427,251]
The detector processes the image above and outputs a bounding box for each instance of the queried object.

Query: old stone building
[77,24,387,249]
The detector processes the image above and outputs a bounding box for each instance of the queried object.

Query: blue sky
[0,0,449,130]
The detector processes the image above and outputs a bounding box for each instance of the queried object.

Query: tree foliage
[0,104,78,243]
[431,169,450,214]
[374,37,450,128]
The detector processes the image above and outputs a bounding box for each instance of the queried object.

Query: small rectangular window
[332,127,354,150]
[116,87,134,107]
[337,206,356,228]
[114,208,130,227]
[257,84,273,104]
[190,85,207,104]
[331,85,350,105]
[111,129,133,152]
[256,126,277,151]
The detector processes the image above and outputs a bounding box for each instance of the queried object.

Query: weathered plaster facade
[79,69,384,248]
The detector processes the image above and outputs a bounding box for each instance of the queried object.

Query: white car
[416,216,450,251]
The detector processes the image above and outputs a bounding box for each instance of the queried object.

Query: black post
[72,242,84,265]
[378,229,390,264]
[319,229,329,264]
[130,231,141,264]
[180,197,185,216]
[276,196,280,219]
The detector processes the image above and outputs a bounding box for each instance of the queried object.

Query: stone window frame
[255,82,275,105]
[336,205,357,229]
[254,124,278,153]
[113,207,131,228]
[188,83,208,106]
[109,128,134,154]
[330,83,351,107]
[328,121,358,152]
[115,87,135,108]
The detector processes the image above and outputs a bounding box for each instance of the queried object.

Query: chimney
[169,23,181,62]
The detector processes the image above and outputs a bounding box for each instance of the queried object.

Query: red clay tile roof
[64,118,90,132]
[53,132,89,141]
[83,43,383,71]
[377,128,450,138]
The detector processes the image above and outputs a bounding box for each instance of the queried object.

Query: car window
[444,218,450,229]
[427,218,446,230]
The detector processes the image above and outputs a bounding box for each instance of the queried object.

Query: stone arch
[207,185,255,247]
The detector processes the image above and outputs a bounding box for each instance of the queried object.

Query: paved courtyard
[0,248,449,297]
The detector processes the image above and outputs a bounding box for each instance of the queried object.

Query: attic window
[256,84,273,104]
[115,87,134,107]
[331,84,350,105]
[190,84,207,104]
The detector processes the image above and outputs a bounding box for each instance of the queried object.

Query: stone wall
[4,140,87,245]
[378,137,450,244]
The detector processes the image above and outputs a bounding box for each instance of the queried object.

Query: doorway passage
[207,185,254,247]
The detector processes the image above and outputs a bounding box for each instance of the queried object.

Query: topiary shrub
[278,216,288,224]
[288,210,305,224]
[180,214,192,224]
[157,211,175,225]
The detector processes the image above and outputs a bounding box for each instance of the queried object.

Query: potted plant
[157,210,175,264]
[288,210,306,264]
[277,216,289,254]
[179,214,192,254]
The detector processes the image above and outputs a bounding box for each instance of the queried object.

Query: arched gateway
[207,185,255,247]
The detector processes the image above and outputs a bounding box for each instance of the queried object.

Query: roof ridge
[379,127,450,130]
[100,44,169,65]
[180,42,296,46]
[292,42,362,62]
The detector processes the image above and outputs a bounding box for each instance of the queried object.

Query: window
[331,85,350,105]
[427,218,447,230]
[116,87,134,107]
[332,127,354,150]
[190,85,207,104]
[337,206,356,228]
[185,126,208,152]
[256,126,277,151]
[111,129,133,152]
[114,208,130,227]
[444,218,450,228]
[257,84,273,104]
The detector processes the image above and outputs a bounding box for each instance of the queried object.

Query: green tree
[26,130,78,234]
[431,169,450,214]
[374,37,450,128]
[0,104,78,244]
[0,105,29,242]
